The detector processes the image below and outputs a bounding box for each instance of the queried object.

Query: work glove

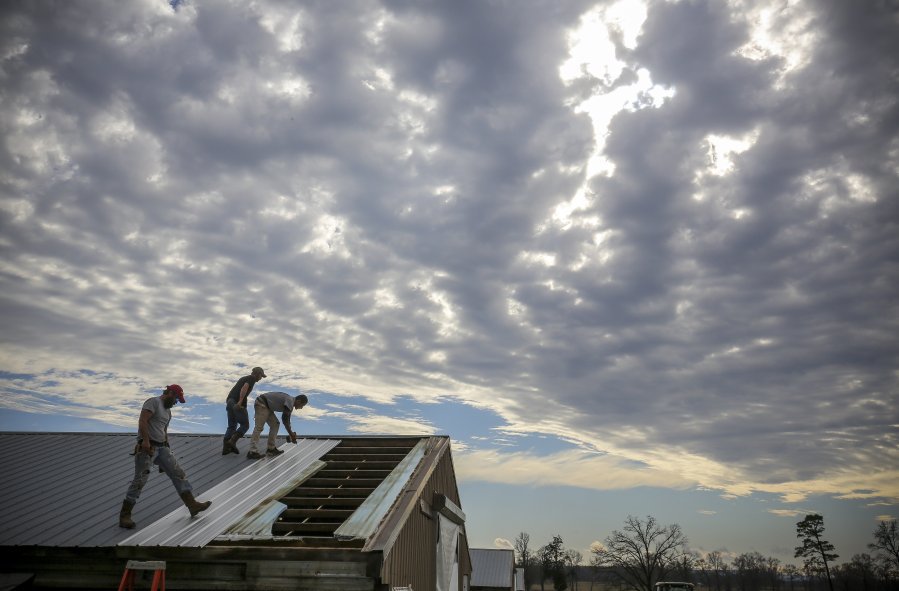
[289,432,297,444]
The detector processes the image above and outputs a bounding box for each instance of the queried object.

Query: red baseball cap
[166,384,185,403]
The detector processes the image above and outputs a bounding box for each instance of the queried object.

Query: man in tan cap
[118,385,212,529]
[222,366,266,455]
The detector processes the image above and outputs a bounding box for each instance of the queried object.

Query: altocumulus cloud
[0,0,897,505]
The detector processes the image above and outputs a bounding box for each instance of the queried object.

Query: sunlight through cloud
[732,0,818,87]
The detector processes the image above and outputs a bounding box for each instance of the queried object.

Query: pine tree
[794,514,838,591]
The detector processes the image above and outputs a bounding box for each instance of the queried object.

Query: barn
[0,432,472,590]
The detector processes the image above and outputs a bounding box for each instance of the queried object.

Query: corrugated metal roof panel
[119,439,338,547]
[0,433,261,547]
[224,500,288,536]
[471,548,514,588]
[0,433,447,552]
[333,439,428,541]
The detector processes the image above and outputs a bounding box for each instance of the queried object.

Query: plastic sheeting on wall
[436,513,459,591]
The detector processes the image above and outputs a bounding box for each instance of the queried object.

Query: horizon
[0,395,889,566]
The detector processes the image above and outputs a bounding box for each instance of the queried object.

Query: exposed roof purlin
[333,438,429,542]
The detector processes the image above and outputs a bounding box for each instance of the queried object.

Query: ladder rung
[125,560,166,571]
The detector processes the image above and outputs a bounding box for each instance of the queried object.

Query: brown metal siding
[380,443,472,590]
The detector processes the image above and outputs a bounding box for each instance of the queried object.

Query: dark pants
[224,399,250,441]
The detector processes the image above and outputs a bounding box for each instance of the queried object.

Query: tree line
[513,515,899,591]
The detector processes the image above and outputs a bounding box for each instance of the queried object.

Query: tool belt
[131,439,169,456]
[255,395,269,408]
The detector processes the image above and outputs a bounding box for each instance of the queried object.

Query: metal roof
[119,438,339,547]
[470,548,514,588]
[0,432,437,550]
[0,433,257,547]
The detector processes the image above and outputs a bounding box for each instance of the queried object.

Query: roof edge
[362,436,452,554]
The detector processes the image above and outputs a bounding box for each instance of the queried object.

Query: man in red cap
[118,384,212,529]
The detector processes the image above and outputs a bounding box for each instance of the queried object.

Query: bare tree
[589,543,606,591]
[733,551,766,591]
[538,543,549,591]
[720,556,732,591]
[844,553,876,591]
[673,550,698,583]
[766,556,781,591]
[781,564,801,591]
[872,556,896,590]
[695,556,711,590]
[707,551,728,591]
[565,549,583,589]
[516,532,534,590]
[795,514,838,591]
[593,515,689,591]
[868,520,899,575]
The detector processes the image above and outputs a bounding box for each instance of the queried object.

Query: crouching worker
[246,392,308,460]
[118,384,212,529]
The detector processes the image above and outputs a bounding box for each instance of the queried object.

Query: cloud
[767,509,812,518]
[456,440,899,503]
[455,447,695,490]
[494,537,514,550]
[324,406,437,435]
[1,0,898,513]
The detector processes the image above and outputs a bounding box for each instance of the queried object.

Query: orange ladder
[117,560,166,591]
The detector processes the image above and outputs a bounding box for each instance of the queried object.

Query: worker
[118,385,212,529]
[246,392,308,459]
[222,366,266,455]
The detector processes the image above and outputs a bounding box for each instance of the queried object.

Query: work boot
[221,440,231,456]
[180,492,212,517]
[266,447,284,456]
[227,434,241,454]
[119,500,136,529]
[246,450,264,460]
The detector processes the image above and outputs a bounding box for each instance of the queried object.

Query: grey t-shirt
[257,391,297,432]
[258,391,295,413]
[140,396,171,443]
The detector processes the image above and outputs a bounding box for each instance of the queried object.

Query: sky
[1,0,897,568]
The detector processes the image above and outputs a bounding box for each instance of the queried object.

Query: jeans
[124,446,192,503]
[224,399,250,441]
[249,402,281,453]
